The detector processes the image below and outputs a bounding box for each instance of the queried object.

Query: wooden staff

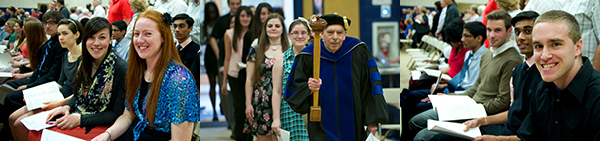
[309,15,327,122]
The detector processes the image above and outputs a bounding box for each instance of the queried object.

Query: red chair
[29,126,109,141]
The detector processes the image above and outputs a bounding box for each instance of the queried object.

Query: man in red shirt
[108,0,132,24]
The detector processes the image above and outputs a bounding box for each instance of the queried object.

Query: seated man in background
[401,19,487,139]
[430,11,542,141]
[407,10,522,141]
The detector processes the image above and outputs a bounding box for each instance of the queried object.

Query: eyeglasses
[44,21,57,26]
[290,32,308,37]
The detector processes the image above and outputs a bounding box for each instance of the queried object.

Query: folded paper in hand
[427,119,481,140]
[277,129,290,141]
[20,107,61,131]
[365,132,381,141]
[422,69,452,80]
[428,95,487,121]
[24,81,64,111]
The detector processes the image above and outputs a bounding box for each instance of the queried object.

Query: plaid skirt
[280,99,309,140]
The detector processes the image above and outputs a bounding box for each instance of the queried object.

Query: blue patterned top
[282,46,295,88]
[127,61,201,140]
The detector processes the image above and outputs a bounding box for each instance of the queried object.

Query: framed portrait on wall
[372,22,399,60]
[314,0,323,15]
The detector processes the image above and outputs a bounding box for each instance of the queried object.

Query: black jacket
[28,35,68,88]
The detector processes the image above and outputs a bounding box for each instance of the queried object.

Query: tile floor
[197,47,412,140]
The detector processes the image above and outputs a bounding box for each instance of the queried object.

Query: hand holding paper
[463,118,484,132]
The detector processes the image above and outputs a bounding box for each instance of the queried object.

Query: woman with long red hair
[91,10,200,141]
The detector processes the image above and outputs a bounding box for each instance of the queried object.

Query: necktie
[177,45,182,51]
[35,40,52,81]
[521,63,529,75]
[446,52,473,92]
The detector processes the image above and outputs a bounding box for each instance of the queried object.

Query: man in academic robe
[284,14,388,141]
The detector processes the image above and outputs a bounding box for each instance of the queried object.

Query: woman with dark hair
[243,3,273,61]
[91,10,200,141]
[41,17,126,139]
[222,6,253,140]
[242,13,288,141]
[271,17,310,140]
[200,1,220,121]
[8,18,85,141]
[249,3,273,39]
[38,4,47,21]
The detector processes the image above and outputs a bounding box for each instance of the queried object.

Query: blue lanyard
[35,40,52,81]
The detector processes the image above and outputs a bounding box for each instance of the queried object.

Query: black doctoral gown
[284,36,388,141]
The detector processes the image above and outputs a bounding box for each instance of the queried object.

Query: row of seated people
[1,10,201,141]
[399,10,600,140]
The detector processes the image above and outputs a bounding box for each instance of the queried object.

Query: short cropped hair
[441,18,465,43]
[534,10,581,43]
[464,21,487,44]
[172,14,194,28]
[43,11,65,22]
[511,11,539,27]
[112,20,127,31]
[486,10,512,31]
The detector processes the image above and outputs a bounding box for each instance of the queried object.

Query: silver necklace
[270,45,280,51]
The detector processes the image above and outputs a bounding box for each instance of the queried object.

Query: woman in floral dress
[243,13,289,141]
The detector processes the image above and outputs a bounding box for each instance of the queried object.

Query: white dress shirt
[187,0,204,44]
[154,0,188,15]
[92,5,105,18]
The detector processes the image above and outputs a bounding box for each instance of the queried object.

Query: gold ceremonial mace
[309,15,327,122]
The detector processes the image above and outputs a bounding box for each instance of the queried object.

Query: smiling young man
[467,10,600,141]
[513,10,600,141]
[173,14,200,92]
